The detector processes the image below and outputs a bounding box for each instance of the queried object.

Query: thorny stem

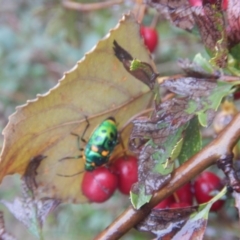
[157,74,240,84]
[62,0,123,12]
[94,112,240,240]
[131,0,146,24]
[233,191,240,227]
[150,13,159,29]
[221,75,240,82]
[217,154,240,192]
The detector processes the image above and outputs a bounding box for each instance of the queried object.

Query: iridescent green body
[84,117,118,171]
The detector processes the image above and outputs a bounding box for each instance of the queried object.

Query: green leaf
[152,150,174,175]
[193,53,214,74]
[178,117,202,165]
[130,184,152,209]
[192,186,227,220]
[154,125,186,174]
[186,81,240,126]
[229,42,240,62]
[226,53,240,76]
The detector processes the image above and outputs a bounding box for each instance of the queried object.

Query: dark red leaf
[113,40,158,89]
[22,155,47,192]
[131,144,171,195]
[136,206,204,240]
[146,0,195,31]
[178,59,220,79]
[162,77,216,98]
[226,0,240,47]
[147,1,228,67]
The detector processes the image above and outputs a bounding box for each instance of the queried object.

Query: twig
[131,1,146,23]
[150,13,159,29]
[221,75,240,82]
[62,0,124,12]
[233,191,240,230]
[94,112,240,240]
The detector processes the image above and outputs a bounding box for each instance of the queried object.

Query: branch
[94,112,240,240]
[62,0,124,12]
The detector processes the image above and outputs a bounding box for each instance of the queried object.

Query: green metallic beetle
[84,117,118,171]
[58,117,118,177]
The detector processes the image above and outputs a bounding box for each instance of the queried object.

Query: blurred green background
[0,0,238,240]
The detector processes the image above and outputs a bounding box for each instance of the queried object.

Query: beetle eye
[110,132,115,139]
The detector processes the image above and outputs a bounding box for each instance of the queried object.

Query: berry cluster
[82,155,138,203]
[82,153,225,212]
[155,171,225,211]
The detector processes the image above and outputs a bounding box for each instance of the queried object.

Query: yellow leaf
[0,14,155,203]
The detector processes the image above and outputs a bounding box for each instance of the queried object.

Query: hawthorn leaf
[137,206,199,239]
[146,0,195,31]
[1,197,58,239]
[0,14,156,203]
[22,155,47,193]
[130,143,172,209]
[178,54,221,79]
[226,55,240,77]
[113,41,159,89]
[147,1,228,67]
[193,53,215,74]
[130,98,193,146]
[162,77,239,127]
[136,187,227,240]
[130,184,152,210]
[226,0,240,48]
[191,4,228,68]
[0,181,60,239]
[129,76,237,208]
[229,45,240,76]
[185,81,240,126]
[162,77,216,99]
[153,126,186,174]
[0,212,16,240]
[178,117,202,165]
[230,43,240,63]
[129,98,192,208]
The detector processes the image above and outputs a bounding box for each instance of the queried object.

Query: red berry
[111,155,138,195]
[189,0,225,6]
[194,171,225,211]
[234,91,240,100]
[82,167,118,203]
[175,182,193,205]
[222,0,228,10]
[189,0,202,6]
[169,202,191,209]
[154,195,175,209]
[140,26,158,52]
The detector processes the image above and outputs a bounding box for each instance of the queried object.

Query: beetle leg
[81,116,90,143]
[70,116,90,150]
[58,155,82,162]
